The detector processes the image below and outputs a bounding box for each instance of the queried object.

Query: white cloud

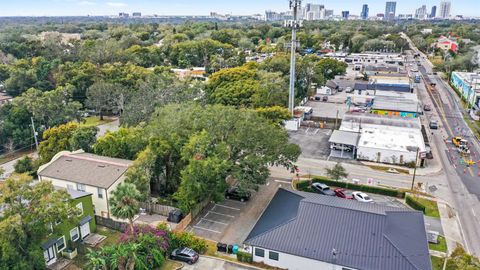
[77,1,96,5]
[107,2,128,7]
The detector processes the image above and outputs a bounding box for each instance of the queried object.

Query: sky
[0,0,477,17]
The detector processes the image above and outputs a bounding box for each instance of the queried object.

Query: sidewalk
[360,159,443,177]
[437,201,464,255]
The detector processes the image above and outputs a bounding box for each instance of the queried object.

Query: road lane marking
[472,208,477,217]
[275,180,291,184]
[201,218,228,226]
[214,204,240,211]
[208,211,234,218]
[193,226,221,234]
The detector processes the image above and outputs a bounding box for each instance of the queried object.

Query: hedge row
[296,177,406,198]
[237,251,253,263]
[405,195,426,213]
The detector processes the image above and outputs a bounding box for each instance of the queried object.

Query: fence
[95,216,128,232]
[140,202,177,216]
[173,199,211,233]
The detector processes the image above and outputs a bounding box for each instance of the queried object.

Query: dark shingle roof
[245,188,431,270]
[38,152,132,189]
[354,83,411,93]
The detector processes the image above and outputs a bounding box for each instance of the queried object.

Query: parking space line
[225,199,246,205]
[215,204,240,211]
[193,226,221,234]
[201,218,228,225]
[208,211,235,218]
[275,179,291,184]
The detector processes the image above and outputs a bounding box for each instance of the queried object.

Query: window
[70,227,79,242]
[67,184,74,190]
[269,251,279,261]
[76,202,83,216]
[76,183,86,192]
[254,248,265,258]
[56,236,66,252]
[97,188,103,199]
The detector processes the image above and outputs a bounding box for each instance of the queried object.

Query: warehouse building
[450,71,480,108]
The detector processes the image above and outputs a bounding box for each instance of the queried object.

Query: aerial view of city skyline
[0,0,478,17]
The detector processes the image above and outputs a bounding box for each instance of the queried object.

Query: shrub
[406,195,427,213]
[295,180,311,191]
[168,231,207,254]
[306,177,406,198]
[237,251,253,263]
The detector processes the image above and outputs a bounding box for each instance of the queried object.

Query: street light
[411,147,420,191]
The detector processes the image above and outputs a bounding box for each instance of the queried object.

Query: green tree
[69,126,98,153]
[13,156,34,174]
[0,175,79,270]
[326,163,349,181]
[446,246,480,270]
[93,127,147,160]
[255,106,291,124]
[86,81,122,120]
[109,183,141,233]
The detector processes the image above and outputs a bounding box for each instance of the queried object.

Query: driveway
[182,256,258,270]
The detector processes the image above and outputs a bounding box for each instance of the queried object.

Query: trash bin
[227,245,233,254]
[232,245,239,254]
[217,243,227,253]
[167,209,183,223]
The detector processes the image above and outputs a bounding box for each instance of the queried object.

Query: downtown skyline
[0,0,478,17]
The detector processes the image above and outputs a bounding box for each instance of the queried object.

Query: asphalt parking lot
[288,127,332,159]
[190,199,247,242]
[182,256,257,270]
[188,178,283,244]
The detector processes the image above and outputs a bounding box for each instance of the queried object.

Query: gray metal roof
[329,130,360,146]
[354,83,411,93]
[245,189,431,270]
[38,152,132,189]
[372,96,419,113]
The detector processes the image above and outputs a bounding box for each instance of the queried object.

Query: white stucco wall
[356,146,417,164]
[251,246,357,270]
[39,175,125,218]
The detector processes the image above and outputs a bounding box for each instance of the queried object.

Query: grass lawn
[75,116,114,127]
[410,196,440,218]
[431,256,445,270]
[72,226,122,268]
[159,260,182,270]
[429,235,448,253]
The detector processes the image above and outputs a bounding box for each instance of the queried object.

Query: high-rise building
[385,1,397,20]
[361,4,369,20]
[415,5,427,20]
[430,6,437,18]
[303,3,325,21]
[325,9,334,18]
[342,11,350,20]
[132,12,141,17]
[439,1,451,19]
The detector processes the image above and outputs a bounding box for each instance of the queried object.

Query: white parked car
[352,192,373,203]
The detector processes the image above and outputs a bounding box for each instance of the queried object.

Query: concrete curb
[201,255,266,270]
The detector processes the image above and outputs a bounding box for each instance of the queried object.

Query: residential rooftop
[38,151,133,189]
[245,188,431,270]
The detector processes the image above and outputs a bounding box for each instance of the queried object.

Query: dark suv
[225,187,251,202]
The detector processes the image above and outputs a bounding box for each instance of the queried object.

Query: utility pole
[288,0,301,116]
[411,147,420,191]
[31,117,39,151]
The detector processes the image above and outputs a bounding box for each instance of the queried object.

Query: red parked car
[334,188,353,200]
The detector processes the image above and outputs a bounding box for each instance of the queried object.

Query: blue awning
[41,238,57,250]
[79,215,92,226]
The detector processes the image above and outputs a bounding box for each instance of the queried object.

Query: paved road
[403,32,480,256]
[96,118,120,138]
[182,256,258,270]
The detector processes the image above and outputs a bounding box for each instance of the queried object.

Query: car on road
[311,183,336,196]
[225,187,251,202]
[423,104,432,111]
[429,120,438,130]
[352,192,374,203]
[322,96,328,102]
[331,143,353,152]
[334,188,353,199]
[345,87,353,93]
[170,247,199,265]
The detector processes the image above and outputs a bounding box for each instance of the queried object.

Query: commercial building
[341,11,350,20]
[451,71,480,108]
[415,5,428,20]
[265,10,292,21]
[344,52,404,65]
[385,1,397,20]
[439,1,451,19]
[245,188,432,270]
[339,113,426,164]
[361,4,369,20]
[132,12,142,17]
[371,95,421,118]
[38,150,133,219]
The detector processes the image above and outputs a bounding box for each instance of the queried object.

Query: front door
[80,223,90,239]
[44,246,56,265]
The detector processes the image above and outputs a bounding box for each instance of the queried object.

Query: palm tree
[109,183,141,233]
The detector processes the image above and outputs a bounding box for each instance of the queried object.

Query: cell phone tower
[287,0,301,116]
